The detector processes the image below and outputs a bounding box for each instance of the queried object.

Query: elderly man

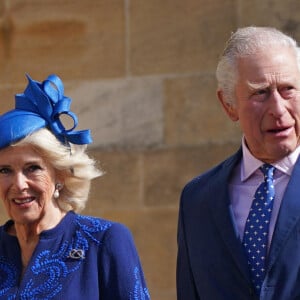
[177,26,300,299]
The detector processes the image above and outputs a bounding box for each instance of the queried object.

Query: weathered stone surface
[239,0,300,41]
[164,75,242,146]
[87,142,240,210]
[87,150,142,210]
[130,0,236,75]
[0,84,17,113]
[144,143,240,206]
[0,202,7,224]
[0,0,125,84]
[68,77,164,149]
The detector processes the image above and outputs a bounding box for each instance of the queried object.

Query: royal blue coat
[177,149,300,300]
[0,211,150,299]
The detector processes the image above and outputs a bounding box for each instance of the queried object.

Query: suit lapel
[267,157,300,271]
[207,150,252,283]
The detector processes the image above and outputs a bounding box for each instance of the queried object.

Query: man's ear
[217,90,239,121]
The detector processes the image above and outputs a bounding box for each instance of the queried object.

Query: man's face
[221,46,300,163]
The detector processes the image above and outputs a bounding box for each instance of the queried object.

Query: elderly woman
[0,74,150,299]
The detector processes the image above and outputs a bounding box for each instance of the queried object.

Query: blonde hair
[14,128,103,212]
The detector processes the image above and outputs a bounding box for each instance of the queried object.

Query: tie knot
[260,163,275,179]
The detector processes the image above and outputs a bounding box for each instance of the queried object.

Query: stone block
[86,150,142,210]
[0,202,7,224]
[149,291,176,300]
[130,0,236,75]
[164,75,242,146]
[144,143,240,206]
[0,0,125,84]
[68,77,164,148]
[239,0,300,41]
[0,85,16,114]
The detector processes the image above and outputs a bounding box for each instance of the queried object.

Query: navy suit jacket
[177,149,300,300]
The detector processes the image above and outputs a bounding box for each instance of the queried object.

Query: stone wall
[0,1,299,299]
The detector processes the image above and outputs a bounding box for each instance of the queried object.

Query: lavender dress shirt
[229,138,300,249]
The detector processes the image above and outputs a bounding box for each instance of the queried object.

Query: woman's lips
[13,197,35,205]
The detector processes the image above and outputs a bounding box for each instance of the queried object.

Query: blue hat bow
[6,74,93,146]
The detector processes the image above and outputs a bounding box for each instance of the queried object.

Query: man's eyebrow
[246,81,269,90]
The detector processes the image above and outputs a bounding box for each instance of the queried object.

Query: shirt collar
[241,136,300,181]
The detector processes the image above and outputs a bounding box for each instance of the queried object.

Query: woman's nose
[13,172,29,191]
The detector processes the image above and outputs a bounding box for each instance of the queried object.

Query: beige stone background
[0,0,300,299]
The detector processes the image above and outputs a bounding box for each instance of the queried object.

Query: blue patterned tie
[242,164,275,295]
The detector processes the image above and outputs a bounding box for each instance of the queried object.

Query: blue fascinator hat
[0,74,92,149]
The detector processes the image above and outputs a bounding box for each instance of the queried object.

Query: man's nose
[268,90,287,117]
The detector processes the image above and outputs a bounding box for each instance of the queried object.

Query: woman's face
[0,144,59,226]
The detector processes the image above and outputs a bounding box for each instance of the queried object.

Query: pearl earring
[53,188,59,199]
[54,183,63,199]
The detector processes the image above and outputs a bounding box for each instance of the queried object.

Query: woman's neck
[9,209,66,273]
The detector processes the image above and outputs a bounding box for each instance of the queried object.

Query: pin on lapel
[68,249,85,259]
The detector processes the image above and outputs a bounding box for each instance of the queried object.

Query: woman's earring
[54,183,63,199]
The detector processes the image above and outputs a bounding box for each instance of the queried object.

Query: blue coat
[0,211,150,299]
[177,149,300,300]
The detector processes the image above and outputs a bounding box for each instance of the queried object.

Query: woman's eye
[0,167,11,174]
[27,165,42,172]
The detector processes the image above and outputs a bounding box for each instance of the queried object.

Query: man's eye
[255,89,267,95]
[282,86,294,92]
[280,86,296,98]
[250,89,268,102]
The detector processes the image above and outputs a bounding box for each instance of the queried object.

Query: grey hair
[13,128,103,212]
[216,26,300,104]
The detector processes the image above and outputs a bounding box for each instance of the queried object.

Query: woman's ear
[217,90,239,121]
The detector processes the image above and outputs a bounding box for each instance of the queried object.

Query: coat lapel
[267,157,300,271]
[207,149,252,283]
